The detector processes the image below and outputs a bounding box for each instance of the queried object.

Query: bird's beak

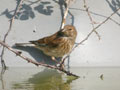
[61,29,64,32]
[61,28,67,32]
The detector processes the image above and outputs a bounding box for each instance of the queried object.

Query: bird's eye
[69,29,72,30]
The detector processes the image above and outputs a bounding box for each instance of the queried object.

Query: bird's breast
[47,38,74,57]
[36,38,75,57]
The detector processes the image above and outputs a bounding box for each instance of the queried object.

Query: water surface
[0,67,120,90]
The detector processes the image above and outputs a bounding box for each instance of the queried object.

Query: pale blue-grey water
[0,67,120,90]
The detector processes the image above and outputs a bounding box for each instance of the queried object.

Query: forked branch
[83,0,101,40]
[60,7,120,66]
[0,40,79,78]
[0,0,24,69]
[74,7,120,49]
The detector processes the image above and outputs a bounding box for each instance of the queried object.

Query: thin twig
[60,7,120,65]
[83,0,101,40]
[60,0,71,29]
[73,7,120,49]
[0,0,24,69]
[0,68,6,89]
[0,40,79,78]
[70,7,120,26]
[59,0,72,68]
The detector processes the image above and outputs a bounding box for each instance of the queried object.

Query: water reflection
[12,68,71,90]
[0,68,6,89]
[1,67,120,90]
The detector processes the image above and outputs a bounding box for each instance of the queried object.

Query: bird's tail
[29,40,46,47]
[29,40,39,45]
[29,41,37,44]
[15,42,32,46]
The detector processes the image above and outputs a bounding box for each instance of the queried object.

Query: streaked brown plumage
[30,25,77,58]
[16,25,77,58]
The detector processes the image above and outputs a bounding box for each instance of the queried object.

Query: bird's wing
[29,31,59,47]
[48,37,64,48]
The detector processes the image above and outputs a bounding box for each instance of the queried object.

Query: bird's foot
[58,62,65,70]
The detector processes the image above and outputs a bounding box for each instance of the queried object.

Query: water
[0,67,120,90]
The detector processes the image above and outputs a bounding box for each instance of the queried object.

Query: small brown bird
[16,25,77,60]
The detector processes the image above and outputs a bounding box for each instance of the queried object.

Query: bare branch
[83,0,101,40]
[73,7,120,49]
[0,68,6,89]
[60,0,71,29]
[0,40,79,78]
[70,7,120,26]
[60,7,120,65]
[0,0,24,69]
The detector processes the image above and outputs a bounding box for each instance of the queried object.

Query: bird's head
[58,25,77,39]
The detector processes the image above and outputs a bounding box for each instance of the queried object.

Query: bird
[15,25,77,61]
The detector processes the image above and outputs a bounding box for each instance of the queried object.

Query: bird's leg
[51,56,55,60]
[59,63,65,70]
[51,56,58,63]
[58,56,68,69]
[59,59,65,69]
